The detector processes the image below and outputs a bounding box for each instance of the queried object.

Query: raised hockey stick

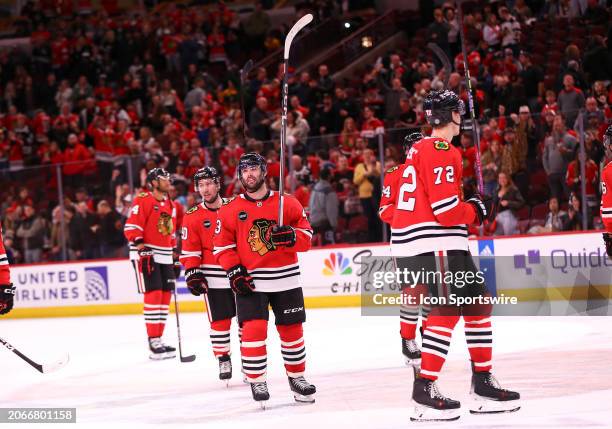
[457,0,484,194]
[427,42,451,88]
[0,336,69,373]
[240,59,254,143]
[172,288,196,363]
[278,13,313,226]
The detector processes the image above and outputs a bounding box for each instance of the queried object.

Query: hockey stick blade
[427,42,451,87]
[284,14,313,60]
[240,59,254,83]
[41,352,70,373]
[180,354,196,363]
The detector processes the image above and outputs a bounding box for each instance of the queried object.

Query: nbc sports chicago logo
[322,252,352,276]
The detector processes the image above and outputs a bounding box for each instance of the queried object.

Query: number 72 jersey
[390,137,477,257]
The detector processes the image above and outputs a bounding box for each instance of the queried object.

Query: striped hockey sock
[277,323,306,378]
[241,319,267,382]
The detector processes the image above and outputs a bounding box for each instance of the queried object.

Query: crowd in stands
[0,0,611,264]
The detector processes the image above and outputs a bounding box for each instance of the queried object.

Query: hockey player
[180,166,240,383]
[390,90,520,421]
[124,168,179,360]
[213,152,316,406]
[379,132,430,367]
[0,228,14,316]
[600,125,612,256]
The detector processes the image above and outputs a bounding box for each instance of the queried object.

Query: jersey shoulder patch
[433,140,450,151]
[185,205,199,215]
[386,165,399,174]
[222,196,236,206]
[137,191,148,198]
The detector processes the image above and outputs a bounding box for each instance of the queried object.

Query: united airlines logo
[514,250,541,275]
[323,252,352,276]
[84,267,109,301]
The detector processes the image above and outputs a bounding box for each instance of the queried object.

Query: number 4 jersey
[390,137,478,257]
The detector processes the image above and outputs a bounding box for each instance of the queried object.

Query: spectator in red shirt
[360,106,384,139]
[63,133,91,189]
[219,134,244,183]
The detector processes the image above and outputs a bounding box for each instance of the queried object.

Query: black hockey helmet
[238,152,267,179]
[423,90,465,127]
[146,167,171,186]
[403,132,423,152]
[193,166,220,191]
[604,124,612,158]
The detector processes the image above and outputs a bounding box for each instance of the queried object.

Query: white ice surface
[1,308,611,428]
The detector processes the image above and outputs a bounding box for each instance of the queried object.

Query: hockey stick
[427,42,451,88]
[240,59,254,143]
[172,288,196,363]
[278,13,313,226]
[457,0,484,194]
[0,336,69,373]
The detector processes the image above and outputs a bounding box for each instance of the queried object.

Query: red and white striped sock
[277,323,306,378]
[241,319,268,382]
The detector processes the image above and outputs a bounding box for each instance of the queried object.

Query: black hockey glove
[270,225,296,247]
[226,264,255,295]
[137,247,155,275]
[172,248,181,279]
[185,268,208,296]
[603,233,612,258]
[467,194,496,225]
[0,283,15,315]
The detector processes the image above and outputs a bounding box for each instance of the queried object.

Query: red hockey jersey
[213,191,312,292]
[390,137,477,257]
[379,164,403,224]
[180,202,228,289]
[0,227,11,284]
[124,192,177,264]
[600,161,612,232]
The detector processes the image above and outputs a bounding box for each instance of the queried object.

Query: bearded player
[391,90,519,421]
[379,132,431,368]
[180,166,241,384]
[213,152,316,407]
[600,125,612,256]
[124,168,179,360]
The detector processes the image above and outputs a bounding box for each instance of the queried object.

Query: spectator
[427,8,451,57]
[15,205,47,263]
[557,74,585,128]
[62,133,91,190]
[565,150,599,211]
[309,168,339,245]
[184,77,206,113]
[481,139,503,197]
[271,110,310,155]
[542,115,577,199]
[518,51,544,113]
[499,7,520,53]
[49,204,74,261]
[566,193,588,231]
[96,200,125,257]
[249,96,272,141]
[243,2,271,51]
[353,148,382,242]
[583,96,605,127]
[379,77,409,123]
[482,13,501,50]
[317,64,334,100]
[494,172,525,236]
[69,201,99,260]
[531,197,569,233]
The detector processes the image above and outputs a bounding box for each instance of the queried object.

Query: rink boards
[6,230,612,318]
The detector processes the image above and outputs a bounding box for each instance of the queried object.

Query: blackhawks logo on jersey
[434,140,450,151]
[157,212,174,236]
[247,218,277,255]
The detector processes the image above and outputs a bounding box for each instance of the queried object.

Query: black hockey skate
[250,382,270,408]
[410,376,461,421]
[148,337,175,360]
[470,370,521,414]
[402,338,421,367]
[288,376,316,404]
[219,355,232,386]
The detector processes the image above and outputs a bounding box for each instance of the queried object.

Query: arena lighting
[361,36,373,48]
[344,22,351,29]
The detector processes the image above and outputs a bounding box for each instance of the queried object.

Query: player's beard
[203,192,219,205]
[241,174,265,194]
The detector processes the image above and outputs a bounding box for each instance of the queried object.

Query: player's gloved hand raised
[466,194,496,225]
[270,225,296,247]
[226,264,255,295]
[137,246,155,274]
[603,233,612,258]
[0,283,15,315]
[185,268,208,296]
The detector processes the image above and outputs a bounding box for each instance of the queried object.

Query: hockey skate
[470,370,521,414]
[218,355,232,386]
[410,376,461,421]
[250,381,270,409]
[288,376,316,404]
[402,338,421,368]
[148,337,175,360]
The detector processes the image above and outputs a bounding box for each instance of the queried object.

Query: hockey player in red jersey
[391,90,519,421]
[600,125,612,255]
[0,227,14,316]
[180,166,240,384]
[379,132,430,367]
[124,168,179,360]
[213,152,316,406]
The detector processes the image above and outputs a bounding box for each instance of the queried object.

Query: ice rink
[2,308,612,428]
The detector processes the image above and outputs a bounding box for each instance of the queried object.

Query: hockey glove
[185,268,208,296]
[270,225,296,247]
[137,247,155,275]
[226,264,255,295]
[0,283,15,315]
[467,194,496,225]
[603,233,612,258]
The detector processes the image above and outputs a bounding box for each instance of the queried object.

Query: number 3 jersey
[390,137,477,257]
[180,202,229,289]
[123,192,177,264]
[213,190,313,293]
